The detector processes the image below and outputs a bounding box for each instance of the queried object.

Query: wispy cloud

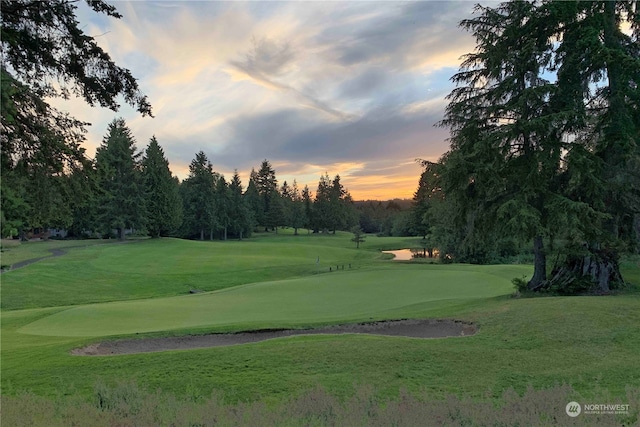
[52,0,478,200]
[230,37,357,121]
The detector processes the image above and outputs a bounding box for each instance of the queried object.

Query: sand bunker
[72,319,477,356]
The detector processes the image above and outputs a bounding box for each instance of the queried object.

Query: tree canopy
[1,0,152,238]
[432,0,639,293]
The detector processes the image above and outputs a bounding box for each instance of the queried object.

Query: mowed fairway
[19,265,525,337]
[2,234,639,407]
[1,235,376,310]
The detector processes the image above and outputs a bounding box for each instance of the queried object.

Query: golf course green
[19,265,527,337]
[1,232,639,413]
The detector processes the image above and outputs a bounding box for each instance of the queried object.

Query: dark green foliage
[312,173,332,233]
[439,0,560,287]
[0,171,28,238]
[228,171,252,239]
[66,163,101,238]
[266,189,285,233]
[312,173,357,234]
[95,118,146,240]
[254,160,279,231]
[180,152,217,240]
[411,164,439,239]
[1,68,88,235]
[436,0,639,293]
[141,137,182,238]
[350,226,366,249]
[301,185,313,234]
[354,199,412,235]
[214,175,230,240]
[0,0,150,238]
[289,181,307,235]
[279,180,293,230]
[243,174,262,233]
[0,0,152,115]
[329,175,357,233]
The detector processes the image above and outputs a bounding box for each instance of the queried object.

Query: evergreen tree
[351,225,366,249]
[229,170,251,239]
[1,0,151,115]
[142,136,182,238]
[266,189,285,233]
[439,0,638,291]
[289,180,306,235]
[1,0,151,235]
[95,118,146,240]
[329,175,346,234]
[280,181,293,230]
[180,151,216,240]
[537,0,640,290]
[215,175,231,240]
[301,185,313,234]
[411,164,437,239]
[312,173,332,233]
[244,173,262,233]
[255,160,278,231]
[440,0,578,284]
[67,160,101,237]
[1,69,87,237]
[328,175,357,233]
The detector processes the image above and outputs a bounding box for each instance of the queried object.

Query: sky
[55,0,485,200]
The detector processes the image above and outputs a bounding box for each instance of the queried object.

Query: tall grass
[2,381,637,427]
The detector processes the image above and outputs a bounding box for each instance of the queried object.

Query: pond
[382,248,435,261]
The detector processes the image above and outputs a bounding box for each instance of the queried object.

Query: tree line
[0,0,363,241]
[3,117,359,241]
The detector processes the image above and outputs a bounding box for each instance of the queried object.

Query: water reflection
[382,248,438,261]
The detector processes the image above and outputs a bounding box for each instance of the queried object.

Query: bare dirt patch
[72,319,477,356]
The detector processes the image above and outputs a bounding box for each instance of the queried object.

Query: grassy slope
[1,233,411,310]
[1,233,639,405]
[0,239,121,266]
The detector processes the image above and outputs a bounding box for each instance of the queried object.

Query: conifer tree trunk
[528,235,547,290]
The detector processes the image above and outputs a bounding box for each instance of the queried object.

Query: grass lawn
[0,238,117,267]
[19,264,528,337]
[1,233,417,310]
[1,233,639,410]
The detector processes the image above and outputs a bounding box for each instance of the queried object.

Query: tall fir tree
[95,118,146,240]
[312,173,332,233]
[244,172,262,233]
[254,160,278,231]
[141,136,182,238]
[301,185,313,235]
[280,181,293,230]
[1,1,151,236]
[180,151,216,240]
[289,180,306,235]
[67,159,101,237]
[439,0,638,292]
[329,174,356,233]
[229,170,251,239]
[215,175,231,240]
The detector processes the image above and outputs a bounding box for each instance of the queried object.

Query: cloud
[230,37,357,121]
[317,1,473,71]
[49,1,483,200]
